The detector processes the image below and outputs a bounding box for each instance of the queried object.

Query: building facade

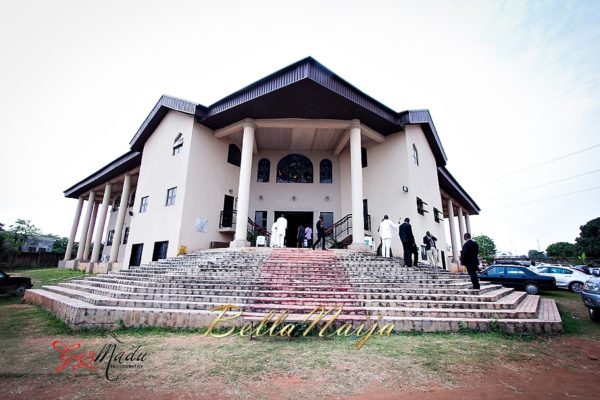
[59,58,479,272]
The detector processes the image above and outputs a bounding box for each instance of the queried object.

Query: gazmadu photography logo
[51,330,147,381]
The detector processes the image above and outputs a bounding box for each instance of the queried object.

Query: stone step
[73,276,494,294]
[59,282,522,309]
[24,289,562,333]
[62,280,503,300]
[45,285,536,319]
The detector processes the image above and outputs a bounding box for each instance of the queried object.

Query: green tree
[7,219,41,254]
[546,242,577,258]
[473,234,497,263]
[575,217,600,258]
[528,250,545,260]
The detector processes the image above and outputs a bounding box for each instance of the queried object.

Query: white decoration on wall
[195,218,208,233]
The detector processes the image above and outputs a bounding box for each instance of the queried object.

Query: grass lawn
[1,268,599,399]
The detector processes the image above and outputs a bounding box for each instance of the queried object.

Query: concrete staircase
[25,248,562,334]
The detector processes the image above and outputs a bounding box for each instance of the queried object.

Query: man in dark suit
[312,215,326,250]
[460,233,480,290]
[399,218,414,267]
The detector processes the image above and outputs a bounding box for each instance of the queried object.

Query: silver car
[530,265,589,293]
[582,274,600,322]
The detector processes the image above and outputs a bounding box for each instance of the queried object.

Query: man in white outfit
[378,215,399,258]
[276,215,287,248]
[270,220,279,247]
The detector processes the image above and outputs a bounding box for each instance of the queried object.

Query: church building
[59,57,479,272]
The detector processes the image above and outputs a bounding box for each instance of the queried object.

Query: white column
[447,198,459,262]
[64,197,84,260]
[349,119,365,249]
[82,203,98,260]
[109,174,131,263]
[457,206,465,245]
[231,120,255,248]
[91,183,112,263]
[465,213,472,235]
[76,191,96,260]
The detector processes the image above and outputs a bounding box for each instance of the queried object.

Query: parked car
[572,265,592,275]
[529,265,588,293]
[479,265,557,295]
[0,270,33,296]
[582,272,600,322]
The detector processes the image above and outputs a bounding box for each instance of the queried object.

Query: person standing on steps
[312,215,326,250]
[378,215,399,258]
[270,219,279,247]
[423,231,438,268]
[304,225,313,249]
[297,224,305,248]
[399,218,415,267]
[275,214,287,248]
[460,232,480,290]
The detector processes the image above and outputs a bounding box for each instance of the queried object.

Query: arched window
[227,144,241,166]
[412,144,419,166]
[257,159,270,182]
[276,154,313,183]
[320,159,332,183]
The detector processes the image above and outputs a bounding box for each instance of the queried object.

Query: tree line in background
[530,217,600,263]
[0,219,77,261]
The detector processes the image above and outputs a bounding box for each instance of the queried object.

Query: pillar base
[60,260,79,270]
[229,239,250,248]
[348,242,369,251]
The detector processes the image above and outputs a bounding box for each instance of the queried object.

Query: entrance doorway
[129,243,143,267]
[152,241,169,261]
[274,211,313,247]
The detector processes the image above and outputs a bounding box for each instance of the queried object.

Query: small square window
[166,187,177,206]
[107,230,115,246]
[139,196,149,213]
[417,197,428,215]
[433,207,442,223]
[173,144,183,155]
[122,227,129,245]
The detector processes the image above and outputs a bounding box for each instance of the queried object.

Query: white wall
[123,111,194,265]
[177,124,241,250]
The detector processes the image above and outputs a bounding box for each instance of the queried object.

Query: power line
[481,143,600,184]
[493,185,600,210]
[484,168,600,200]
[547,73,600,103]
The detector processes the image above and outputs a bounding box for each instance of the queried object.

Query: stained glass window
[320,159,332,183]
[257,159,270,182]
[276,154,313,183]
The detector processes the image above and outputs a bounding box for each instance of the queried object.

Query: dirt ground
[0,331,598,400]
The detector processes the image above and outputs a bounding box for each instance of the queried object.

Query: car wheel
[569,281,584,293]
[14,285,28,297]
[589,307,600,322]
[525,283,539,295]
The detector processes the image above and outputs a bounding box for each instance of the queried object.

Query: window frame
[139,196,149,213]
[165,187,177,206]
[319,159,333,184]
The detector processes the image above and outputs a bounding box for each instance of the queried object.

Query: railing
[219,210,270,239]
[325,213,371,248]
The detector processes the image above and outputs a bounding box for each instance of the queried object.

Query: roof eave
[63,151,142,199]
[438,166,480,214]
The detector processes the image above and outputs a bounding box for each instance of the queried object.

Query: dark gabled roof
[128,57,448,166]
[399,110,447,167]
[129,95,199,152]
[438,166,480,215]
[64,151,141,198]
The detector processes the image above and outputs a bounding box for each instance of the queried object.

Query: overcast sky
[1,0,598,255]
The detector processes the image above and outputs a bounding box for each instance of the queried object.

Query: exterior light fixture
[291,196,296,201]
[325,196,330,201]
[402,186,409,192]
[258,195,263,200]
